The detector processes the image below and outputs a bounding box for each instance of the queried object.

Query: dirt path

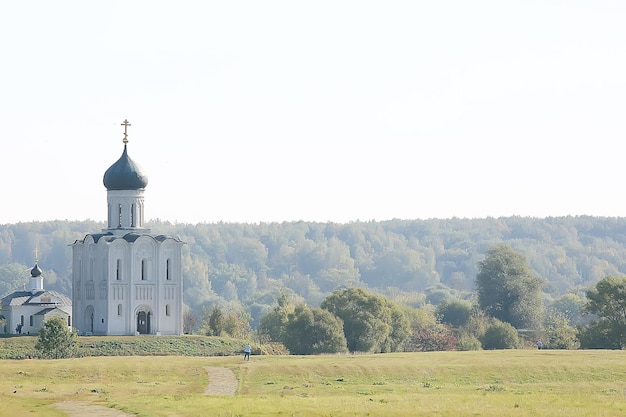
[51,366,237,415]
[203,366,238,395]
[51,401,135,417]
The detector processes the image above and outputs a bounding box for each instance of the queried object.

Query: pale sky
[2,1,625,225]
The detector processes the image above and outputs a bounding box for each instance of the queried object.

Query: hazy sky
[2,1,625,225]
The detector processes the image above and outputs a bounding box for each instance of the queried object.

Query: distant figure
[15,324,22,334]
[244,344,251,361]
[536,339,543,350]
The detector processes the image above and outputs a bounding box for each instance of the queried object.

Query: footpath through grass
[1,350,625,417]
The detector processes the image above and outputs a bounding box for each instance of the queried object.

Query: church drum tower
[71,120,185,335]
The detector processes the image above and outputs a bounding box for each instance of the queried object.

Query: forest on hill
[2,216,626,326]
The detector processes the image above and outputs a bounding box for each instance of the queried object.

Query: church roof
[75,232,184,244]
[31,263,42,277]
[103,144,149,190]
[34,307,69,316]
[1,290,72,307]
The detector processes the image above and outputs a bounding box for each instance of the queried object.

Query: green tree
[0,263,29,297]
[462,309,490,341]
[200,304,251,338]
[282,305,348,354]
[457,308,490,350]
[257,292,294,343]
[436,299,473,327]
[321,287,409,353]
[481,319,520,350]
[580,276,626,349]
[456,331,482,351]
[544,311,579,350]
[206,305,225,336]
[183,308,197,334]
[221,309,252,339]
[550,293,586,326]
[35,316,78,359]
[476,245,544,329]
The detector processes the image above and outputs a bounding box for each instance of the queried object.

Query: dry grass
[1,350,625,416]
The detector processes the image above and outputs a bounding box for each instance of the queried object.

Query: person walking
[244,343,251,361]
[536,339,543,350]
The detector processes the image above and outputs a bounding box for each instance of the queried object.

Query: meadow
[1,350,625,417]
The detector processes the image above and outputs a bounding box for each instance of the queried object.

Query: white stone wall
[72,233,184,336]
[0,305,71,335]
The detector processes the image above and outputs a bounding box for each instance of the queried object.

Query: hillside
[0,334,280,359]
[2,216,626,325]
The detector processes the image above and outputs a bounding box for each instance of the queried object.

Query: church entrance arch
[85,306,94,334]
[135,306,152,334]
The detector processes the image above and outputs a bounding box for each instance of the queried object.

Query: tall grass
[1,350,625,416]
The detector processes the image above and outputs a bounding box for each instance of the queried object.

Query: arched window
[116,259,122,280]
[165,304,171,316]
[141,259,147,280]
[130,204,135,227]
[29,316,33,326]
[118,204,122,228]
[166,259,171,280]
[117,304,123,316]
[68,316,71,326]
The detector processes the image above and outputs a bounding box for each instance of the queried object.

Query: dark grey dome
[31,263,42,277]
[103,144,149,190]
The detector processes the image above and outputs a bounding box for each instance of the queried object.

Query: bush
[578,321,622,349]
[35,317,78,359]
[481,319,520,350]
[437,299,473,328]
[544,311,579,350]
[456,332,482,351]
[406,321,457,352]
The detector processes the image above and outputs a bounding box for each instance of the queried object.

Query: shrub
[436,299,473,328]
[481,319,520,350]
[35,317,78,359]
[406,321,457,352]
[456,332,482,351]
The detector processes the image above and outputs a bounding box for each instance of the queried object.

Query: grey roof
[1,290,72,307]
[34,307,68,316]
[31,263,42,277]
[103,144,149,190]
[75,232,183,244]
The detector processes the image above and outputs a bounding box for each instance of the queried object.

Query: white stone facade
[71,127,185,336]
[71,232,184,335]
[0,265,72,335]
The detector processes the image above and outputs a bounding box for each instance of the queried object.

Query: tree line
[2,216,626,337]
[0,216,626,354]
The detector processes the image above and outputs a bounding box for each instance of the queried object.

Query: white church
[71,120,185,335]
[0,260,72,335]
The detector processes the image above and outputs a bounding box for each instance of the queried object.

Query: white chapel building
[0,260,72,335]
[71,120,185,335]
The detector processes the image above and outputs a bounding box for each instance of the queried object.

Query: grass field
[1,350,625,417]
[0,334,256,359]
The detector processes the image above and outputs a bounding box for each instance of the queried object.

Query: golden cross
[121,119,131,144]
[34,247,39,263]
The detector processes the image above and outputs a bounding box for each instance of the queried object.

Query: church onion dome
[103,144,149,190]
[31,263,42,277]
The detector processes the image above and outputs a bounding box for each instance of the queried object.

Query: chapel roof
[1,290,72,307]
[31,263,42,277]
[34,307,69,316]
